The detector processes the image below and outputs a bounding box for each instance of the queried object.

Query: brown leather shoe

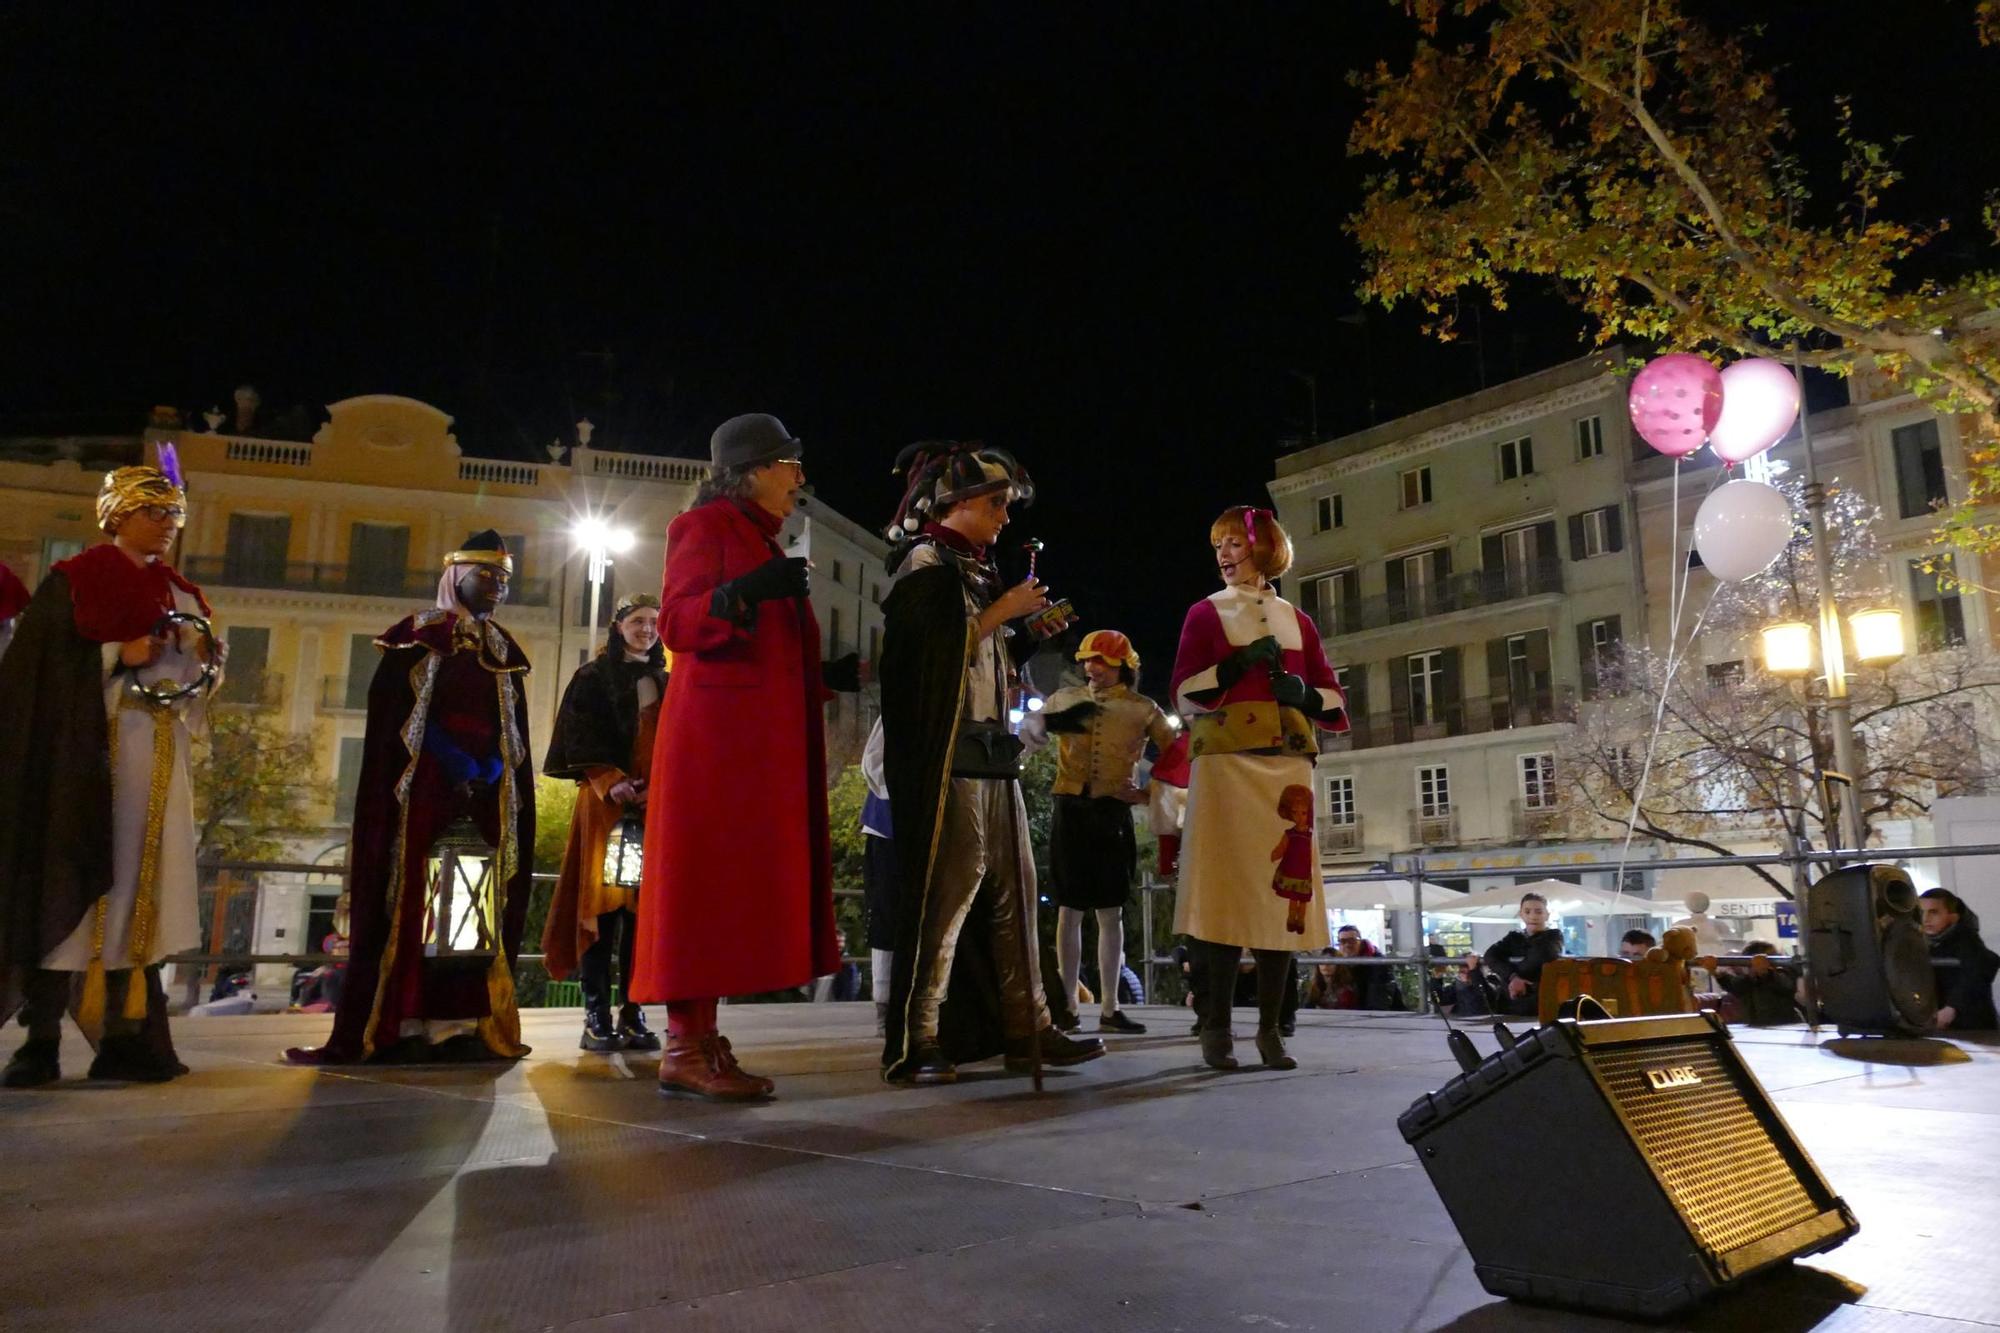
[658,1034,772,1102]
[711,1034,775,1097]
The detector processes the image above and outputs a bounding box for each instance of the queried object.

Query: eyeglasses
[138,505,188,526]
[772,457,804,471]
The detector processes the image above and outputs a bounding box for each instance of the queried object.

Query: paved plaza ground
[2,1004,1996,1331]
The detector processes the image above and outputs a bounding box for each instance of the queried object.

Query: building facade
[1,394,887,995]
[1268,351,1656,948]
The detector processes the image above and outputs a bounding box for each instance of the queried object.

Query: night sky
[6,3,1997,670]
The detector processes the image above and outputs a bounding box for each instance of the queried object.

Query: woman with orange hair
[1169,506,1347,1071]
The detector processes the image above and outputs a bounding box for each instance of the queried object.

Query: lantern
[603,814,645,893]
[424,818,500,962]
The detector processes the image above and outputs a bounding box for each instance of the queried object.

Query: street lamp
[1757,354,1911,856]
[571,516,636,635]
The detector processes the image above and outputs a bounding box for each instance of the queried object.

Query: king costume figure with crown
[287,530,536,1065]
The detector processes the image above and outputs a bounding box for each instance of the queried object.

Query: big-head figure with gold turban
[286,530,536,1066]
[1,463,217,1088]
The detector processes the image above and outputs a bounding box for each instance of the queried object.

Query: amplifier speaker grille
[1590,1037,1820,1258]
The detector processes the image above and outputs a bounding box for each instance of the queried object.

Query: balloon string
[1608,455,1734,915]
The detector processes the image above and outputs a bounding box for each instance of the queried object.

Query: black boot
[1253,949,1298,1070]
[87,1033,179,1083]
[1199,940,1241,1070]
[580,1003,623,1052]
[617,1003,661,1052]
[3,1037,61,1089]
[886,1039,958,1086]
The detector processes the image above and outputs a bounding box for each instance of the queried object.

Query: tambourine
[127,610,221,705]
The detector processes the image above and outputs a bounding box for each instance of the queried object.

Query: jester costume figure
[878,441,1104,1086]
[285,531,535,1065]
[2,466,215,1087]
[1022,629,1176,1036]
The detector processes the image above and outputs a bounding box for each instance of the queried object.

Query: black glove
[1215,635,1282,689]
[728,555,810,606]
[1271,673,1315,712]
[823,652,861,693]
[1040,701,1102,734]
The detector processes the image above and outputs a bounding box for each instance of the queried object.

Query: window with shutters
[1487,629,1553,727]
[869,624,882,662]
[347,523,410,596]
[1315,494,1344,532]
[335,736,366,822]
[1417,764,1451,817]
[1577,615,1622,699]
[1399,465,1433,509]
[1570,505,1624,559]
[342,633,377,708]
[217,626,272,704]
[1519,753,1557,809]
[1892,421,1949,519]
[225,513,292,586]
[1325,775,1356,826]
[831,559,844,586]
[1497,436,1535,480]
[1575,415,1605,459]
[1333,664,1366,744]
[1309,566,1357,633]
[829,607,844,656]
[1910,557,1967,651]
[1398,547,1446,618]
[1408,650,1446,727]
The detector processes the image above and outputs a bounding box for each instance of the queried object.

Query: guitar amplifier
[1399,1012,1856,1318]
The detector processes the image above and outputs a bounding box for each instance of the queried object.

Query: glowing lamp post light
[571,517,636,633]
[1759,621,1815,678]
[1849,607,1907,666]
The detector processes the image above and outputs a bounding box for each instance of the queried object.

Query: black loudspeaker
[1805,863,1937,1036]
[1400,1012,1857,1319]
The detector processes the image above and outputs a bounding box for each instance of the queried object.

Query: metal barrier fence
[1137,841,2000,1015]
[170,842,2000,1013]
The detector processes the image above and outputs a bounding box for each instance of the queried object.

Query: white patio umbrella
[1420,878,1676,922]
[1319,876,1466,913]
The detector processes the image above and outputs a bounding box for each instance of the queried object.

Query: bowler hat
[710,413,801,471]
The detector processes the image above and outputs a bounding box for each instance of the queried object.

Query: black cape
[879,550,1014,1078]
[542,651,667,779]
[0,572,178,1062]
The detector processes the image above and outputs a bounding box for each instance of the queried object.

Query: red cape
[52,543,212,643]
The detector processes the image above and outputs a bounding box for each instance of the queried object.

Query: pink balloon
[1628,353,1723,457]
[1710,358,1801,464]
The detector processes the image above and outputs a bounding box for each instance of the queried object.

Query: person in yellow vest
[1024,630,1176,1035]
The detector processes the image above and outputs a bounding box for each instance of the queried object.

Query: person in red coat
[633,413,843,1101]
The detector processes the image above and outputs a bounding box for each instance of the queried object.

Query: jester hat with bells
[886,441,1035,543]
[96,465,187,534]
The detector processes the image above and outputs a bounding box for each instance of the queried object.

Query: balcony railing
[1322,819,1363,853]
[1331,558,1565,634]
[184,557,551,606]
[1327,688,1578,752]
[1409,809,1460,846]
[320,675,371,711]
[214,670,286,708]
[1510,798,1569,842]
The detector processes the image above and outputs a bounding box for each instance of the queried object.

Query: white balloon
[1693,479,1795,582]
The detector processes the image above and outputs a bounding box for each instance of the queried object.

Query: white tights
[1057,906,1126,1017]
[871,948,893,1006]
